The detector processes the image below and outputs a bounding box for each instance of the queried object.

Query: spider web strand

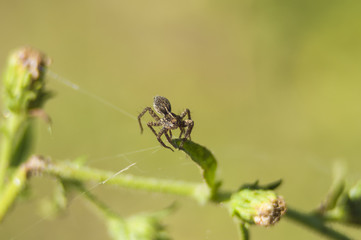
[46,69,137,120]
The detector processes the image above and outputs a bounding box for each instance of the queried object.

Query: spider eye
[153,96,172,115]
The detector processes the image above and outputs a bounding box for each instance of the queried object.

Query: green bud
[322,180,361,225]
[345,180,361,225]
[3,47,51,113]
[229,189,287,226]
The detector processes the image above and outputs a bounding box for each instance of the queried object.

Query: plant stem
[239,222,249,240]
[0,164,27,221]
[0,114,26,191]
[43,161,210,203]
[74,183,132,239]
[75,182,122,219]
[0,47,50,192]
[285,207,351,240]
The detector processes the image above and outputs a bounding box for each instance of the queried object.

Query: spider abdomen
[153,96,172,115]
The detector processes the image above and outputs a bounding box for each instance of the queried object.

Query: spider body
[138,96,194,151]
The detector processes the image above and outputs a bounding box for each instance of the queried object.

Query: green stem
[285,207,351,240]
[239,222,249,240]
[43,161,210,203]
[75,183,122,219]
[0,47,50,192]
[74,183,131,239]
[0,164,27,221]
[0,114,26,191]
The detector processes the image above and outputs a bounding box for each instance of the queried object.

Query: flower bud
[229,189,287,227]
[3,47,51,113]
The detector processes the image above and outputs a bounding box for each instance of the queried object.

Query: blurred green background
[0,0,361,239]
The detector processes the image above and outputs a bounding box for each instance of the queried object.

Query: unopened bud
[253,196,286,226]
[229,189,287,227]
[15,46,51,80]
[3,47,51,113]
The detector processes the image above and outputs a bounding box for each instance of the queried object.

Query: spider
[138,96,194,151]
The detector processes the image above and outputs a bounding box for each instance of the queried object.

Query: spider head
[153,96,172,116]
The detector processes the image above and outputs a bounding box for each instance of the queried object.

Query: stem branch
[285,207,351,240]
[0,114,26,191]
[43,161,210,203]
[0,164,27,221]
[239,222,250,240]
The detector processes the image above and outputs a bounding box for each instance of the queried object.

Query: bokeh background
[0,0,360,239]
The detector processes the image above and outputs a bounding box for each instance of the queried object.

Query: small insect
[138,96,194,151]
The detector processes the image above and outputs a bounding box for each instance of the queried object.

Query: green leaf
[172,139,219,192]
[239,179,283,191]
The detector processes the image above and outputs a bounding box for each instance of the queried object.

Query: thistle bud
[3,47,51,113]
[229,189,287,227]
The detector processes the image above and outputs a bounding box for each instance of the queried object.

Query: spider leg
[164,131,178,149]
[178,127,185,138]
[147,122,174,151]
[138,107,160,134]
[179,109,191,139]
[179,108,191,120]
[180,119,194,148]
[147,121,161,137]
[156,127,174,151]
[179,108,191,138]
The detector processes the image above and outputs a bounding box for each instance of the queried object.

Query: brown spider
[138,96,194,151]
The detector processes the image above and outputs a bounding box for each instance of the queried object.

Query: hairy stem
[75,182,122,219]
[239,222,250,240]
[285,207,351,240]
[0,164,27,221]
[43,161,210,203]
[0,114,26,191]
